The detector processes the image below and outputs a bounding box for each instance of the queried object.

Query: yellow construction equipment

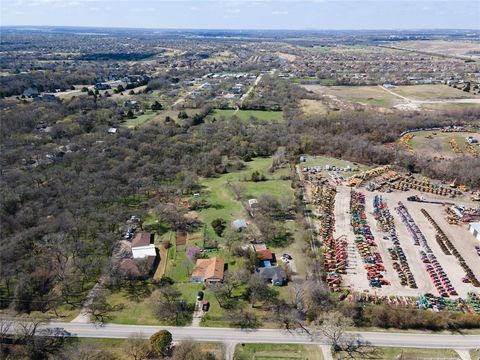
[449,178,457,188]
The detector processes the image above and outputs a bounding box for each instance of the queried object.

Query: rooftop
[192,256,224,280]
[132,244,157,259]
[132,231,152,248]
[470,222,480,233]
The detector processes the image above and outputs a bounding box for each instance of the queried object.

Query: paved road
[40,322,480,349]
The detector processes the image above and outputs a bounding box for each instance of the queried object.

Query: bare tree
[123,332,151,360]
[314,311,353,351]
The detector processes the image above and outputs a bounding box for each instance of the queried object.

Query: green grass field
[76,338,224,359]
[234,343,323,360]
[196,157,293,240]
[123,108,201,128]
[122,110,159,128]
[207,109,284,122]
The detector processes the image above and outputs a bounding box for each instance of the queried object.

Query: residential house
[131,231,156,259]
[116,231,158,279]
[23,87,39,98]
[256,249,274,268]
[191,256,225,283]
[258,266,287,286]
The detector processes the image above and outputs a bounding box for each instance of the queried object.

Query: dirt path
[240,73,263,105]
[191,300,204,327]
[153,246,168,281]
[378,85,480,111]
[71,274,107,323]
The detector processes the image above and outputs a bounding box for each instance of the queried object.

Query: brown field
[407,130,480,159]
[302,85,401,109]
[300,99,329,115]
[393,84,479,101]
[387,40,480,59]
[175,231,187,246]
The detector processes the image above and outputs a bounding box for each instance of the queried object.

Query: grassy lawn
[76,338,224,359]
[123,110,159,128]
[207,109,284,122]
[123,108,201,128]
[335,347,460,359]
[197,157,293,240]
[165,250,194,283]
[234,343,323,360]
[107,288,160,325]
[77,338,128,359]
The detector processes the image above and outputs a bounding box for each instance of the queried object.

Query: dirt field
[386,40,480,59]
[300,99,329,115]
[393,85,478,101]
[406,131,480,159]
[302,85,401,109]
[300,84,480,113]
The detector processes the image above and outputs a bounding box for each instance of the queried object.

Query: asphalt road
[43,322,480,349]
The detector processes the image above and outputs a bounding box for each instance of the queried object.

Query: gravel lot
[334,186,480,298]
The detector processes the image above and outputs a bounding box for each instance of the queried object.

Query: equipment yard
[300,160,480,302]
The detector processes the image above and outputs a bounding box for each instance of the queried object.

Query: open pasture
[392,84,479,101]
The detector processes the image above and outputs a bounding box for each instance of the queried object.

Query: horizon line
[1,25,479,32]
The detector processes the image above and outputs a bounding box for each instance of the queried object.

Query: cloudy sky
[1,0,479,30]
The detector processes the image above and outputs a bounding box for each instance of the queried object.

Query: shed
[232,219,247,231]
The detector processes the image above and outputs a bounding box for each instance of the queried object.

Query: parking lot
[301,165,480,299]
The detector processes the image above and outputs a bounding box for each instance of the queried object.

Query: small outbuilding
[469,222,480,241]
[232,219,247,231]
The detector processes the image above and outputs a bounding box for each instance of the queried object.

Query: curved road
[44,322,480,349]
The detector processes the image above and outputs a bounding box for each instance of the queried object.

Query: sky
[1,0,479,30]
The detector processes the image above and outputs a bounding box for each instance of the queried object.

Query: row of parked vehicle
[374,196,417,289]
[421,208,480,287]
[351,192,389,288]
